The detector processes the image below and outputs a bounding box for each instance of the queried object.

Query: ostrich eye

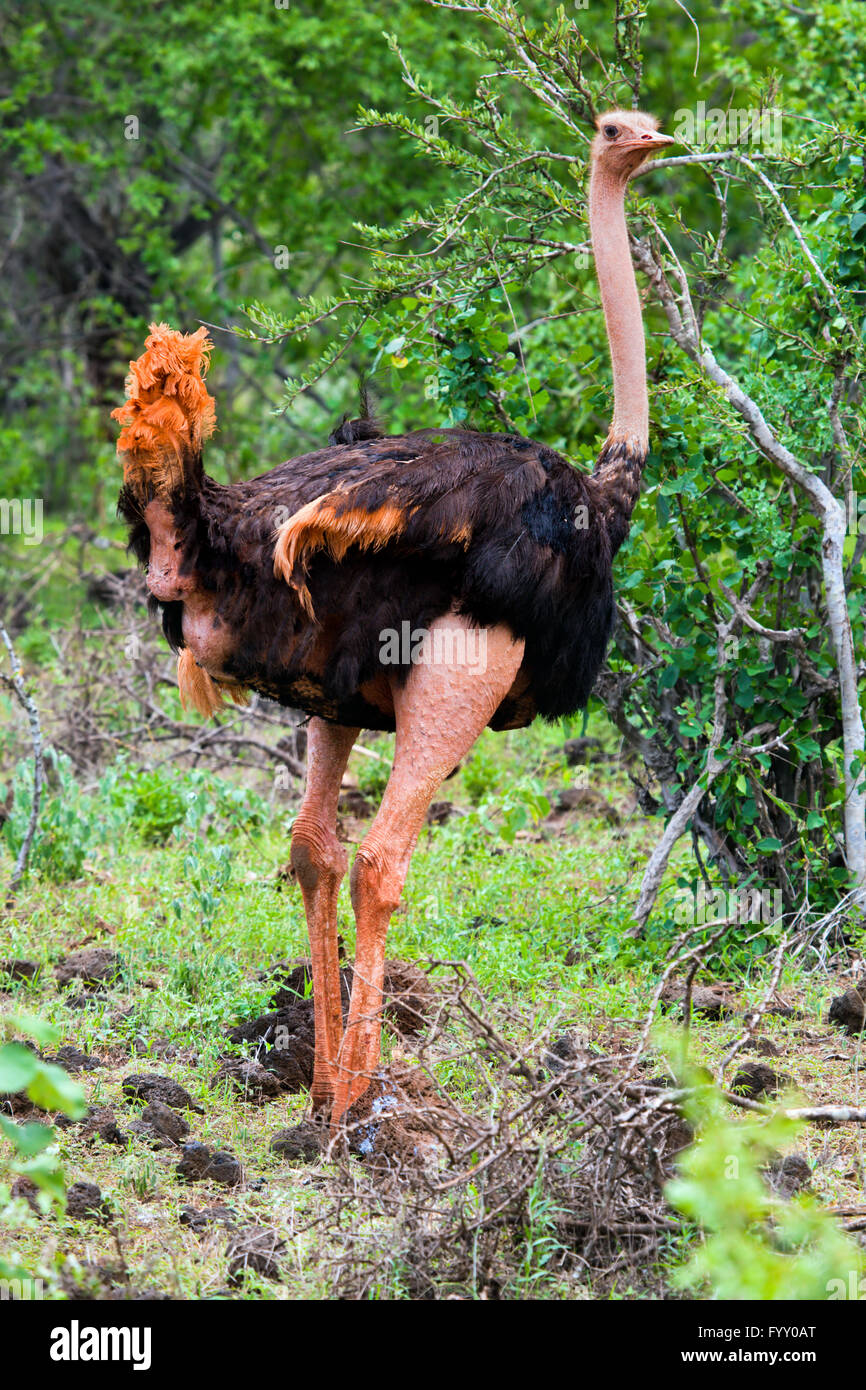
[603,125,618,139]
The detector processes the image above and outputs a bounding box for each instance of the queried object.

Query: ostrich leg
[331,615,525,1125]
[290,718,359,1115]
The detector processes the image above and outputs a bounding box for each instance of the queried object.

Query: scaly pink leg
[290,718,359,1116]
[331,616,525,1127]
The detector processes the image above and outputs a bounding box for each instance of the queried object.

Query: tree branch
[1,625,44,905]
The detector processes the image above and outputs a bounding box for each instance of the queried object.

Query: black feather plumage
[119,426,642,732]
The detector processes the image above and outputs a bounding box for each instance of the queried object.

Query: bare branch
[0,625,44,905]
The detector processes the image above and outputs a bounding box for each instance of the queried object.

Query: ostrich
[113,109,673,1128]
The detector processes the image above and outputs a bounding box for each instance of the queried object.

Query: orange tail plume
[112,323,216,501]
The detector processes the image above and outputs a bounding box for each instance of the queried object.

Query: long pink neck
[589,162,648,453]
[588,160,649,551]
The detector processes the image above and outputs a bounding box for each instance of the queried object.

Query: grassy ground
[2,715,865,1300]
[1,536,865,1300]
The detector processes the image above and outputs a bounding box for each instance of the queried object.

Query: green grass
[1,540,864,1299]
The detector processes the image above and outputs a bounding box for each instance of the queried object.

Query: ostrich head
[590,109,674,180]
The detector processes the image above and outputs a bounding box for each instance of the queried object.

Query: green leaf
[26,1062,85,1116]
[7,1013,58,1047]
[18,1153,66,1203]
[0,1043,40,1094]
[756,837,783,854]
[0,1115,54,1156]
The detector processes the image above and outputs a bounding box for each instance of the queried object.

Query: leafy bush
[2,751,111,882]
[117,764,266,844]
[0,1012,86,1287]
[463,741,500,805]
[124,767,190,844]
[666,1060,863,1299]
[176,842,234,934]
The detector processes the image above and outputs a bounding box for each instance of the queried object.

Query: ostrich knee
[290,819,348,894]
[350,842,404,938]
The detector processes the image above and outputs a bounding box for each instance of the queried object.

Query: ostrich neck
[589,164,648,454]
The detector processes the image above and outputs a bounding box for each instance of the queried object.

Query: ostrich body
[113,111,673,1126]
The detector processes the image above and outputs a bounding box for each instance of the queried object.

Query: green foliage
[124,767,190,845]
[355,741,392,801]
[0,0,505,511]
[3,0,863,920]
[115,763,266,845]
[463,741,500,805]
[666,1057,863,1300]
[0,1012,86,1273]
[2,751,124,882]
[176,842,234,936]
[511,1152,567,1297]
[461,735,551,841]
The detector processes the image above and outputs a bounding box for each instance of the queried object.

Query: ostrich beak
[624,131,676,151]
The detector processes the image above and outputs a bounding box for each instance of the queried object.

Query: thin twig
[1,625,44,904]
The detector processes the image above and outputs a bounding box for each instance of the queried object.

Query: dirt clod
[337,787,375,818]
[79,1105,126,1145]
[346,1062,460,1172]
[544,786,620,832]
[225,1226,286,1284]
[65,1181,111,1222]
[55,948,121,990]
[179,1204,236,1234]
[761,1000,799,1019]
[130,1099,190,1146]
[266,958,348,1012]
[270,1121,324,1162]
[765,1152,812,1198]
[226,1001,315,1092]
[378,961,435,1037]
[176,1142,242,1186]
[544,1031,594,1079]
[730,1060,781,1100]
[122,1073,204,1113]
[562,736,609,766]
[751,1036,781,1057]
[829,985,866,1035]
[0,959,41,984]
[210,1057,282,1103]
[659,1114,694,1170]
[660,982,732,1020]
[11,1175,42,1213]
[227,957,435,1098]
[48,1045,103,1073]
[268,955,433,1037]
